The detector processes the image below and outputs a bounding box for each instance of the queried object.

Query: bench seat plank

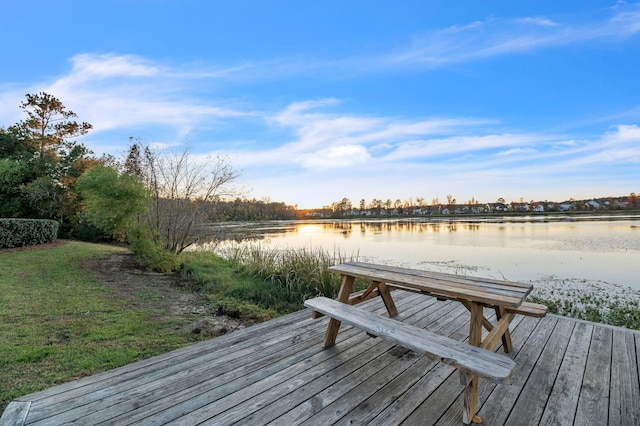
[304,297,515,382]
[506,302,548,318]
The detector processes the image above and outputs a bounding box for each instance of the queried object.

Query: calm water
[203,215,640,290]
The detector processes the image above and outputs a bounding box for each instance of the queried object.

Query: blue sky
[1,1,639,208]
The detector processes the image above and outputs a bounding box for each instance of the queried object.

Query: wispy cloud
[516,17,559,27]
[361,4,640,70]
[67,54,161,80]
[223,100,495,170]
[34,53,258,150]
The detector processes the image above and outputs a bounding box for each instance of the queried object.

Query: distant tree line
[211,198,298,221]
[317,193,639,218]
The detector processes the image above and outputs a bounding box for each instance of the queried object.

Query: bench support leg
[463,302,483,425]
[323,275,355,347]
[348,282,379,305]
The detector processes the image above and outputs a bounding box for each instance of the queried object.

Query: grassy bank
[0,242,193,412]
[179,245,365,318]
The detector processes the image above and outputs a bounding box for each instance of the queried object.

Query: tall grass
[218,244,362,299]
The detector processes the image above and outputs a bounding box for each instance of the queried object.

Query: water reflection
[198,216,640,289]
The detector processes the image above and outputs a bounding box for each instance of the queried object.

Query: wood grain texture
[0,402,30,425]
[305,297,515,381]
[329,261,532,308]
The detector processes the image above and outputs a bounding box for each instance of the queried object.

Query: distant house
[558,202,573,211]
[585,200,601,210]
[492,203,508,212]
[512,203,530,212]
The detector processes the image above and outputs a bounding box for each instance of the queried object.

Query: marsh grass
[221,244,359,298]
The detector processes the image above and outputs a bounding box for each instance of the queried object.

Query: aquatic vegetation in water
[528,276,640,330]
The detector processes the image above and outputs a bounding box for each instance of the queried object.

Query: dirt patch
[85,252,245,340]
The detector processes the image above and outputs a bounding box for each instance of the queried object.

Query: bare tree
[133,144,239,253]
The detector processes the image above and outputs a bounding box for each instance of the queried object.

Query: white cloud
[299,144,371,170]
[273,98,342,126]
[264,100,496,165]
[605,124,640,143]
[497,148,538,156]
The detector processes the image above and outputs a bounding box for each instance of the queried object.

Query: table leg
[463,302,483,425]
[494,306,513,353]
[323,275,355,347]
[460,300,494,332]
[460,300,515,353]
[376,281,398,317]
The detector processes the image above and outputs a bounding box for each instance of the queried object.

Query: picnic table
[305,261,547,424]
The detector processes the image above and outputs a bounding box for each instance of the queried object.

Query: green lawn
[0,242,192,412]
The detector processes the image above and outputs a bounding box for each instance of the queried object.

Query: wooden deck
[2,291,639,425]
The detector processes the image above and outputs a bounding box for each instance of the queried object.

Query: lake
[201,215,640,291]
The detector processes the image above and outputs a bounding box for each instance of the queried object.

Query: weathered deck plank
[172,294,426,425]
[575,325,613,426]
[538,322,593,425]
[329,305,515,426]
[472,316,559,425]
[434,314,536,426]
[504,318,576,425]
[2,291,640,426]
[288,305,474,426]
[609,329,640,425]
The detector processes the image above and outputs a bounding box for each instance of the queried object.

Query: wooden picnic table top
[328,261,533,310]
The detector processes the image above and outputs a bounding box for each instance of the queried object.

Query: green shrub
[128,229,180,273]
[0,218,59,248]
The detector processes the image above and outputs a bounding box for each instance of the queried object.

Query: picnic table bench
[305,261,547,425]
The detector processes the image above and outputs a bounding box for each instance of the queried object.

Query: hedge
[0,219,59,249]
